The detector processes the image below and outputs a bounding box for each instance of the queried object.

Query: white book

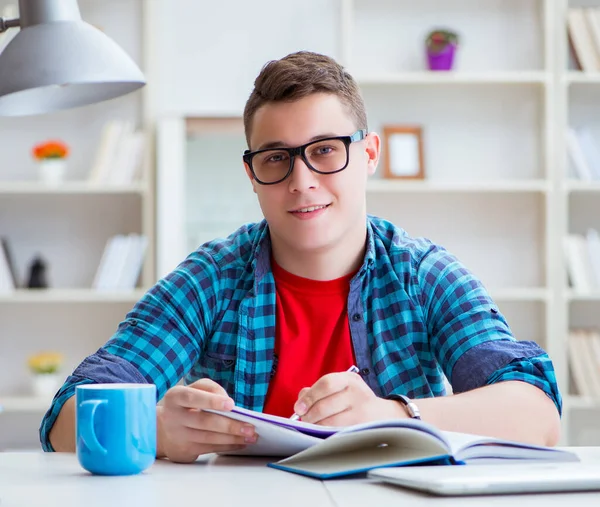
[576,128,600,180]
[104,123,136,184]
[586,229,600,287]
[567,127,594,181]
[0,242,14,293]
[585,8,600,65]
[589,331,600,393]
[101,235,130,290]
[92,236,119,290]
[88,121,131,184]
[113,234,142,289]
[568,8,600,72]
[564,235,596,292]
[109,131,145,185]
[92,236,116,289]
[569,330,594,397]
[94,235,130,290]
[580,330,600,398]
[118,235,148,289]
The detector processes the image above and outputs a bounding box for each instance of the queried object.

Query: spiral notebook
[204,407,579,479]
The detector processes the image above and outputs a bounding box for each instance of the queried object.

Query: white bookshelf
[556,0,600,445]
[0,0,154,450]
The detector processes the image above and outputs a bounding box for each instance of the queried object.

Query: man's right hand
[157,378,257,463]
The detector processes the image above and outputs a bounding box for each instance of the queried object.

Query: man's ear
[244,162,258,194]
[365,132,381,176]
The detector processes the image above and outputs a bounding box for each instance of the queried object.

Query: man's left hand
[293,371,407,426]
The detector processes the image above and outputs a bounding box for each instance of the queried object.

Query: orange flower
[32,140,69,160]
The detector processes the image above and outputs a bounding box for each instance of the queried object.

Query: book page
[442,431,579,463]
[273,427,450,478]
[205,406,450,460]
[204,408,321,457]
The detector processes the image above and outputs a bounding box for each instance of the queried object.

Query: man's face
[244,92,379,255]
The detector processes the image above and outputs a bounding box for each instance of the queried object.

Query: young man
[43,51,561,463]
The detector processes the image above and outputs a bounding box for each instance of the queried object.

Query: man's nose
[288,155,319,192]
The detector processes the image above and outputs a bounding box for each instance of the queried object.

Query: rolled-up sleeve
[417,244,562,415]
[39,251,220,451]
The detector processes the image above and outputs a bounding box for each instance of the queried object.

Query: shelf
[366,180,550,193]
[0,181,147,195]
[565,181,600,193]
[0,396,50,413]
[565,72,600,84]
[489,288,550,302]
[567,291,600,302]
[355,71,548,86]
[565,396,600,410]
[0,288,147,303]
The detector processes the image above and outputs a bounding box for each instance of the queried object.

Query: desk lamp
[0,0,146,116]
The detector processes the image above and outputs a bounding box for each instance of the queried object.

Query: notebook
[204,406,579,479]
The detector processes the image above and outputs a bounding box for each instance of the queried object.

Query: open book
[205,406,579,479]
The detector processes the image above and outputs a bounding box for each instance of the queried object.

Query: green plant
[426,29,459,53]
[27,351,63,374]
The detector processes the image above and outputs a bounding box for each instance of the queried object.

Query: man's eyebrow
[255,133,341,151]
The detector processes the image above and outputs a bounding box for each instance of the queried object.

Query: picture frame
[382,125,425,180]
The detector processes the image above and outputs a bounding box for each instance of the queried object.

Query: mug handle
[79,399,108,455]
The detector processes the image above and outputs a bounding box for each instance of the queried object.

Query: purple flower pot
[426,43,457,71]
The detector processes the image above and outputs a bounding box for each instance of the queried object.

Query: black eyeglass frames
[242,129,367,185]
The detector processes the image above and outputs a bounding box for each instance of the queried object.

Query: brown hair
[243,51,367,148]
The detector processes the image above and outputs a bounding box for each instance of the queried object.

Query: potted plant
[27,351,64,398]
[425,29,459,71]
[32,140,70,185]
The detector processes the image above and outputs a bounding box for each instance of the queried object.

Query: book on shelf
[87,120,146,186]
[566,127,600,181]
[0,237,18,293]
[563,230,600,293]
[568,329,600,398]
[202,406,578,479]
[567,7,600,72]
[92,234,148,291]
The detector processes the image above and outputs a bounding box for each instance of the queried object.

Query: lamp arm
[0,17,20,33]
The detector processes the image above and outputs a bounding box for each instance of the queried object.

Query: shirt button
[352,313,361,322]
[360,368,370,376]
[129,319,138,326]
[491,308,498,314]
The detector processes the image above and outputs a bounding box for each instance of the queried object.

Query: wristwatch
[386,393,421,420]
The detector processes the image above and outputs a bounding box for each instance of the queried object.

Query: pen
[290,365,360,421]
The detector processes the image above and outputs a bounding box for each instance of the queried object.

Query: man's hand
[292,371,406,426]
[157,379,258,463]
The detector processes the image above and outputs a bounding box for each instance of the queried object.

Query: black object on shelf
[26,255,49,289]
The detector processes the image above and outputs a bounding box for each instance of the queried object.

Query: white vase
[38,159,66,186]
[31,373,61,399]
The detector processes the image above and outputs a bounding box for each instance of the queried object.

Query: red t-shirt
[262,258,357,418]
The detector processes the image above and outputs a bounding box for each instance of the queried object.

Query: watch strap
[385,393,421,420]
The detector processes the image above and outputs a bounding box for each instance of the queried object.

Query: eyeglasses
[243,129,367,185]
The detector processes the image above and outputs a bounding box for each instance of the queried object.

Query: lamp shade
[0,7,146,116]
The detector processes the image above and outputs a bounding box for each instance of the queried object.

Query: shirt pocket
[192,350,237,396]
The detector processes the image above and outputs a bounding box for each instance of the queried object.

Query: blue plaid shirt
[40,216,561,451]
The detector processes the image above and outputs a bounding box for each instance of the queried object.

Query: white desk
[1,448,600,507]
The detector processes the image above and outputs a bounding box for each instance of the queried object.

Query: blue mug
[75,383,156,475]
